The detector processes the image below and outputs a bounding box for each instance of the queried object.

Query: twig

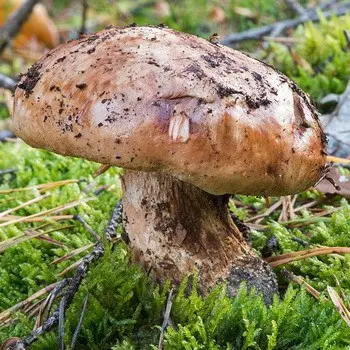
[79,0,88,36]
[0,73,16,92]
[70,294,89,350]
[0,168,17,176]
[14,201,123,348]
[220,2,350,45]
[0,282,58,324]
[58,297,66,350]
[334,275,350,308]
[245,198,283,223]
[0,0,39,54]
[344,30,350,50]
[284,0,306,16]
[105,200,123,241]
[37,279,71,328]
[158,289,173,350]
[0,130,16,142]
[0,214,74,223]
[263,36,302,44]
[73,214,100,241]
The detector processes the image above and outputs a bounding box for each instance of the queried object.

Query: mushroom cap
[0,0,58,49]
[11,25,326,196]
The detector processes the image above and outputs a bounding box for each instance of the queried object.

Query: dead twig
[70,294,89,350]
[0,0,40,54]
[106,200,123,241]
[0,73,16,92]
[0,168,17,176]
[12,200,123,348]
[0,197,95,228]
[58,297,66,350]
[73,214,100,241]
[220,2,350,45]
[245,198,283,223]
[0,130,16,142]
[158,289,173,350]
[284,0,306,16]
[79,0,89,36]
[0,282,58,324]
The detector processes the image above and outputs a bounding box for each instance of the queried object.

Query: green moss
[265,13,350,106]
[1,8,350,348]
[1,141,350,349]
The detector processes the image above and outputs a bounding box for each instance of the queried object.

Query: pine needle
[0,193,51,218]
[281,269,321,300]
[0,197,95,227]
[0,230,48,253]
[23,230,68,248]
[0,282,58,324]
[266,247,350,267]
[0,215,74,223]
[0,179,79,194]
[51,243,95,265]
[58,258,84,277]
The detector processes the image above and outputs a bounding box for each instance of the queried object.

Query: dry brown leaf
[290,50,315,74]
[315,167,350,198]
[154,1,171,18]
[208,6,226,23]
[233,6,257,19]
[327,286,350,327]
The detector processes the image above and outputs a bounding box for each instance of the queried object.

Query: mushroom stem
[122,170,277,303]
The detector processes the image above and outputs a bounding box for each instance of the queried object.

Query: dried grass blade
[0,282,57,324]
[0,197,94,227]
[266,247,350,267]
[0,193,51,218]
[327,286,350,327]
[51,243,95,265]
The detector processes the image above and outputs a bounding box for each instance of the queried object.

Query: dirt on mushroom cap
[11,25,326,196]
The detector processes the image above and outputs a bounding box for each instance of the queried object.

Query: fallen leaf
[315,167,350,198]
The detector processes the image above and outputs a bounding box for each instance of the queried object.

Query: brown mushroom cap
[11,25,326,195]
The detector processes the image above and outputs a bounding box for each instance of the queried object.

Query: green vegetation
[265,13,350,106]
[1,1,350,349]
[1,141,350,349]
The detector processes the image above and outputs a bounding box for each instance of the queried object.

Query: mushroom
[0,0,58,50]
[10,25,327,302]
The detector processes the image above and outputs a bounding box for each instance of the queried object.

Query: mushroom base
[122,170,277,303]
